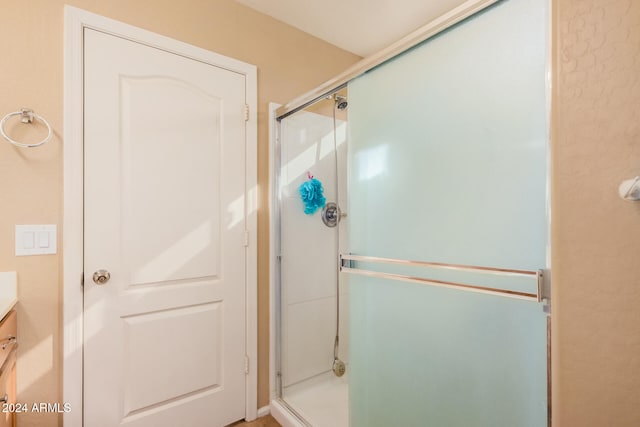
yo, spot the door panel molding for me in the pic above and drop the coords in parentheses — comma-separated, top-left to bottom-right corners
(63, 7, 257, 426)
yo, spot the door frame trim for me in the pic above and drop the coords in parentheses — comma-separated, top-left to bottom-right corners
(63, 7, 258, 426)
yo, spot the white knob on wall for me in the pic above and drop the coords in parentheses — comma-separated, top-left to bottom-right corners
(619, 176, 640, 201)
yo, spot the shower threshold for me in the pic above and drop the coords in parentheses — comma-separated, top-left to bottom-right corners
(273, 370, 349, 427)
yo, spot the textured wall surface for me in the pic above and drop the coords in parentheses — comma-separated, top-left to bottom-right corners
(3, 0, 638, 424)
(0, 1, 359, 425)
(553, 0, 640, 425)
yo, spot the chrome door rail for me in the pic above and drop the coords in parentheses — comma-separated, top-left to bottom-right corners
(340, 254, 544, 302)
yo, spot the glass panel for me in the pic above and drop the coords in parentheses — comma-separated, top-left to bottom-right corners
(348, 0, 549, 425)
(277, 91, 350, 427)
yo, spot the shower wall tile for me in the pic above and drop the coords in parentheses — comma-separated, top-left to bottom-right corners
(279, 107, 350, 388)
(280, 111, 347, 200)
(281, 197, 337, 304)
(283, 297, 337, 386)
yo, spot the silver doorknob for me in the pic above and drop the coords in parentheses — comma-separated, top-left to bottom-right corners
(93, 269, 111, 285)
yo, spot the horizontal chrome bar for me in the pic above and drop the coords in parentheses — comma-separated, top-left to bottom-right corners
(340, 254, 543, 302)
(341, 267, 539, 301)
(341, 254, 539, 277)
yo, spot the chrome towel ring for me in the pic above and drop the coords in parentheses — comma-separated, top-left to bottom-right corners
(0, 108, 52, 148)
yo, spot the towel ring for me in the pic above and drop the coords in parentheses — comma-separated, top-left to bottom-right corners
(0, 108, 52, 148)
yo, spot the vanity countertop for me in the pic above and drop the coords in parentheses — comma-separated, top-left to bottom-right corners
(0, 272, 17, 320)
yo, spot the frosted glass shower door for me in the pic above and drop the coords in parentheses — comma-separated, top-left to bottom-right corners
(347, 0, 549, 426)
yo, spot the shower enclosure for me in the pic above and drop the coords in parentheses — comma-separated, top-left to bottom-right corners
(272, 90, 350, 427)
(272, 0, 549, 426)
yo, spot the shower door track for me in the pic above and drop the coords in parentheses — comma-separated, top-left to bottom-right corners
(273, 398, 313, 427)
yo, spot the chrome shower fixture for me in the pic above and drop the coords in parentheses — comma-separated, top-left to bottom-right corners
(333, 357, 346, 377)
(322, 202, 343, 228)
(334, 95, 348, 110)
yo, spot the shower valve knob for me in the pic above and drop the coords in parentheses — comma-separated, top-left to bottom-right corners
(322, 202, 342, 228)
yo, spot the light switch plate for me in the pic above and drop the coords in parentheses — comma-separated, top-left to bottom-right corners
(15, 225, 57, 256)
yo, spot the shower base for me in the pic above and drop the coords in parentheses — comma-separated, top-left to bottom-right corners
(273, 370, 349, 427)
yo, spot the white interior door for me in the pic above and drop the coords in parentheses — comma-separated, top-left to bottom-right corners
(83, 28, 247, 427)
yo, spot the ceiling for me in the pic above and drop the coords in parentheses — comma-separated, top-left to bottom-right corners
(235, 0, 468, 57)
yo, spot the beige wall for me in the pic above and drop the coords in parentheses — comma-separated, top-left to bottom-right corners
(3, 0, 640, 425)
(0, 1, 359, 425)
(553, 0, 640, 425)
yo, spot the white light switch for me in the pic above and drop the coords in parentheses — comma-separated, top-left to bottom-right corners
(38, 231, 50, 248)
(16, 225, 57, 256)
(23, 232, 35, 249)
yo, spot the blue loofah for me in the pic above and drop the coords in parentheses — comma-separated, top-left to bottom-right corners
(298, 176, 326, 215)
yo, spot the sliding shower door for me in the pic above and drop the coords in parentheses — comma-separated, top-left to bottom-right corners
(347, 0, 549, 426)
